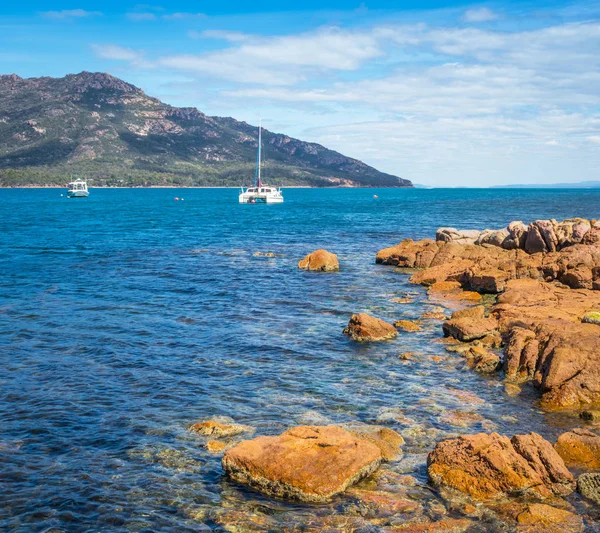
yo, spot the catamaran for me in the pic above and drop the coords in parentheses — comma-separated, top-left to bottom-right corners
(67, 179, 89, 198)
(239, 121, 283, 204)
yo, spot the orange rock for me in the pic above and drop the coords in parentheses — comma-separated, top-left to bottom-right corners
(438, 409, 484, 428)
(346, 488, 422, 516)
(516, 503, 583, 533)
(394, 319, 421, 332)
(188, 419, 253, 438)
(427, 432, 574, 501)
(442, 317, 498, 342)
(298, 249, 339, 271)
(391, 297, 414, 304)
(343, 313, 398, 342)
(554, 428, 600, 469)
(222, 426, 385, 502)
(386, 519, 474, 533)
(205, 440, 229, 453)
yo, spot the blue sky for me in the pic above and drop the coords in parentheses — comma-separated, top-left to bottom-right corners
(1, 1, 599, 186)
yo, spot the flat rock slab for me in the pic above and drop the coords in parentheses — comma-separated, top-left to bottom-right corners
(442, 317, 498, 342)
(222, 425, 383, 502)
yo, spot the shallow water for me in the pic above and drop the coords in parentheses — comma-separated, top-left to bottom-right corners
(1, 187, 600, 532)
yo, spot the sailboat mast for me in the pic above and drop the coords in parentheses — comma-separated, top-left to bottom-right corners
(257, 119, 262, 187)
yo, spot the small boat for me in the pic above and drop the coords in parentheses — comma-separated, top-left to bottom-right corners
(239, 121, 283, 204)
(67, 179, 89, 198)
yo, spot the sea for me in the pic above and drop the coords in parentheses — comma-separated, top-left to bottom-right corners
(2, 187, 600, 532)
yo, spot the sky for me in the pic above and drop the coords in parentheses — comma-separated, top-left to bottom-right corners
(1, 1, 599, 187)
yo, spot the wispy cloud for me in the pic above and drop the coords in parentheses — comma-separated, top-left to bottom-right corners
(91, 44, 154, 68)
(463, 7, 499, 22)
(41, 9, 102, 19)
(195, 30, 249, 42)
(126, 12, 157, 21)
(163, 12, 207, 20)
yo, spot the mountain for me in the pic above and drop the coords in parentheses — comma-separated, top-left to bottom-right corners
(0, 72, 411, 188)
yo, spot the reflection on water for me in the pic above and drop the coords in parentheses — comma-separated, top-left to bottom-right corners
(2, 188, 600, 531)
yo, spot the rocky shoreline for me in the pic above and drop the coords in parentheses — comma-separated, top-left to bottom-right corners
(192, 218, 600, 532)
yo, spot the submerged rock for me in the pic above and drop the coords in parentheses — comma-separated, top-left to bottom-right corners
(555, 428, 600, 469)
(394, 319, 421, 332)
(427, 432, 574, 501)
(343, 313, 398, 342)
(222, 425, 387, 502)
(188, 419, 254, 438)
(385, 518, 474, 532)
(578, 472, 600, 504)
(298, 249, 339, 271)
(515, 503, 583, 533)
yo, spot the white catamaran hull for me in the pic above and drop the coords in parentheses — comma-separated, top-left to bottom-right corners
(67, 190, 90, 198)
(239, 192, 283, 204)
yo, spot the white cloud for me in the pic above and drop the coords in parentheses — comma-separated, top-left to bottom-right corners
(163, 12, 207, 20)
(157, 27, 382, 85)
(90, 12, 600, 186)
(197, 30, 249, 42)
(463, 7, 499, 22)
(126, 13, 157, 21)
(41, 9, 102, 19)
(92, 44, 142, 61)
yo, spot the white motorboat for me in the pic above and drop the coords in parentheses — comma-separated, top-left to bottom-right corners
(239, 121, 283, 204)
(67, 179, 89, 198)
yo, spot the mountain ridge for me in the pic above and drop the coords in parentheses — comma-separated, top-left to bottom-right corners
(0, 72, 412, 188)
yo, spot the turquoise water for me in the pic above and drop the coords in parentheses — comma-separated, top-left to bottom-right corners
(2, 187, 600, 532)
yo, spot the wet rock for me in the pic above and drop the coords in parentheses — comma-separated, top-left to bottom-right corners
(421, 308, 447, 320)
(391, 297, 414, 304)
(206, 440, 230, 453)
(463, 345, 500, 373)
(399, 352, 416, 361)
(515, 503, 583, 533)
(577, 472, 600, 504)
(348, 426, 405, 461)
(188, 419, 254, 438)
(554, 428, 600, 469)
(385, 518, 474, 532)
(442, 317, 498, 342)
(582, 311, 600, 325)
(580, 410, 600, 421)
(438, 410, 484, 428)
(394, 320, 421, 332)
(427, 432, 575, 501)
(346, 488, 422, 516)
(298, 249, 339, 272)
(222, 426, 384, 502)
(344, 313, 398, 342)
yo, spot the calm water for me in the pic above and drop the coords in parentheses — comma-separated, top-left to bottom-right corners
(2, 187, 600, 532)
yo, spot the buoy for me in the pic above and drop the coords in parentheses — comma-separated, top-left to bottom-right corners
(174, 197, 179, 201)
(373, 195, 378, 199)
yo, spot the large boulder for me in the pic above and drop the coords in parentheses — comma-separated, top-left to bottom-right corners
(298, 249, 339, 271)
(343, 313, 398, 342)
(222, 425, 386, 502)
(555, 428, 600, 469)
(427, 432, 575, 501)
